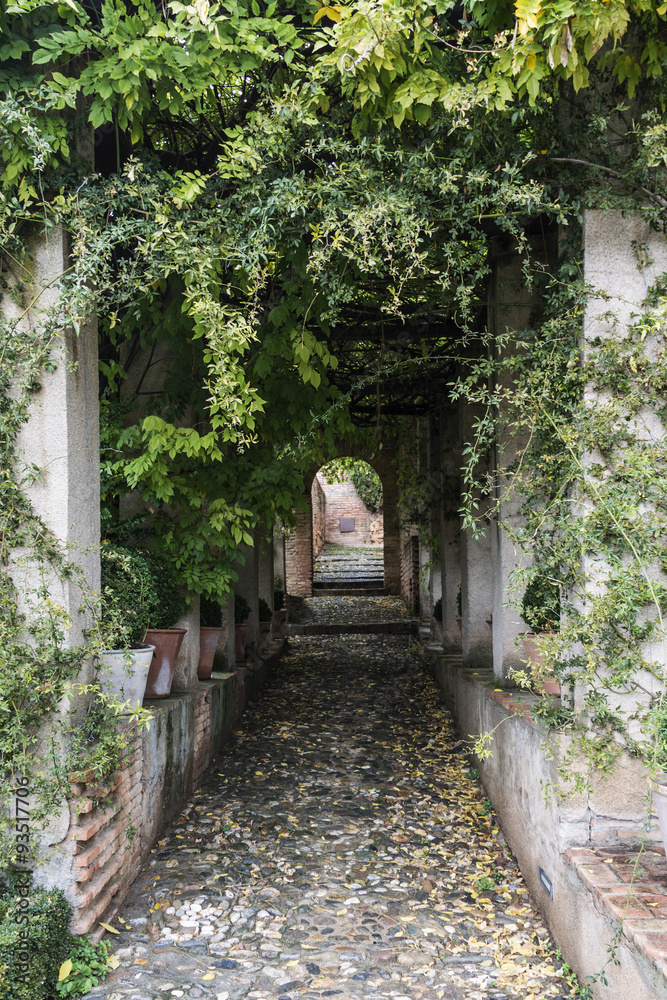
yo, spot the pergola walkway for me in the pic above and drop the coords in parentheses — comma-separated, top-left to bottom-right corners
(86, 600, 575, 1000)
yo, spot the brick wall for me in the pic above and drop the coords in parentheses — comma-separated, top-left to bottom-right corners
(317, 472, 384, 547)
(60, 671, 247, 936)
(312, 474, 326, 558)
(193, 689, 212, 786)
(68, 726, 144, 935)
(285, 496, 313, 595)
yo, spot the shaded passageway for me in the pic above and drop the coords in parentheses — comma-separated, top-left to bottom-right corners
(86, 604, 575, 1000)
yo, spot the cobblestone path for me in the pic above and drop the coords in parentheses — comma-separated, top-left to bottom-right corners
(87, 632, 575, 1000)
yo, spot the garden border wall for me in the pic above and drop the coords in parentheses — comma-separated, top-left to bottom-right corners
(425, 645, 667, 1000)
(45, 646, 281, 937)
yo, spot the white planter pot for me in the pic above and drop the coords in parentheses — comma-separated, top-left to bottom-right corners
(97, 644, 155, 710)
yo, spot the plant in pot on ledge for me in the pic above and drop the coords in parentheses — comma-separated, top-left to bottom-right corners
(258, 598, 273, 652)
(141, 549, 189, 699)
(518, 574, 561, 696)
(432, 597, 444, 645)
(235, 593, 251, 662)
(96, 544, 157, 709)
(199, 596, 223, 680)
(273, 583, 288, 638)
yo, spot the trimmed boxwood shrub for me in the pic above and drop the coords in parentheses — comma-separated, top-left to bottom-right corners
(99, 544, 157, 647)
(200, 596, 222, 627)
(258, 598, 272, 622)
(273, 587, 285, 611)
(234, 593, 250, 624)
(140, 549, 189, 630)
(432, 597, 442, 622)
(99, 544, 189, 647)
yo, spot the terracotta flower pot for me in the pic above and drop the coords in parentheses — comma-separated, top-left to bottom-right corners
(198, 626, 224, 680)
(143, 628, 187, 698)
(98, 643, 155, 710)
(272, 609, 288, 639)
(519, 631, 560, 696)
(432, 619, 444, 644)
(486, 619, 493, 632)
(456, 617, 462, 635)
(235, 622, 250, 662)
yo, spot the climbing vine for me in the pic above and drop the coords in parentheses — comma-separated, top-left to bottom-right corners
(3, 0, 667, 918)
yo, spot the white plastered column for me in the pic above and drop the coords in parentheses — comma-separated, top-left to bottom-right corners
(489, 240, 547, 680)
(235, 536, 260, 655)
(8, 226, 100, 894)
(459, 398, 493, 668)
(580, 210, 667, 713)
(439, 407, 462, 651)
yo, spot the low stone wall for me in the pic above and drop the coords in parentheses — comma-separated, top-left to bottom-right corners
(45, 646, 280, 937)
(426, 648, 666, 1000)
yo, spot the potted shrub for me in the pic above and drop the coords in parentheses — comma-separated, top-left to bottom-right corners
(234, 592, 251, 662)
(96, 544, 156, 710)
(432, 597, 444, 644)
(199, 596, 223, 680)
(519, 574, 561, 696)
(258, 597, 273, 652)
(141, 550, 189, 699)
(273, 585, 288, 638)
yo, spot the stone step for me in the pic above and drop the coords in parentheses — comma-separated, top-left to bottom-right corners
(287, 620, 417, 635)
(313, 585, 388, 597)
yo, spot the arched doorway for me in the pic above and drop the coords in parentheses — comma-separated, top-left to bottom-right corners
(312, 460, 384, 594)
(285, 443, 401, 597)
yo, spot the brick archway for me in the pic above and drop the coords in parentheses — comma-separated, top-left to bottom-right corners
(285, 443, 401, 596)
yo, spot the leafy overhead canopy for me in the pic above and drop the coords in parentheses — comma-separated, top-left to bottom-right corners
(2, 0, 667, 605)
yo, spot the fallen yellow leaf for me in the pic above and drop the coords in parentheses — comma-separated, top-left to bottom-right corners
(58, 959, 72, 982)
(99, 922, 120, 934)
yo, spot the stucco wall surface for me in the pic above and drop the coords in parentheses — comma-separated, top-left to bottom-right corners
(428, 650, 666, 1000)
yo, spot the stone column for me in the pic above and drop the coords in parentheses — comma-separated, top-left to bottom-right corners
(381, 466, 401, 596)
(235, 537, 260, 653)
(418, 415, 442, 622)
(219, 593, 236, 670)
(7, 226, 101, 894)
(12, 228, 100, 651)
(580, 210, 667, 714)
(459, 397, 494, 668)
(439, 407, 462, 651)
(259, 533, 274, 611)
(171, 595, 200, 694)
(489, 241, 544, 680)
(273, 526, 286, 588)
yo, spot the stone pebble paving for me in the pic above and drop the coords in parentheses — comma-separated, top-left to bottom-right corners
(287, 596, 410, 625)
(85, 626, 577, 1000)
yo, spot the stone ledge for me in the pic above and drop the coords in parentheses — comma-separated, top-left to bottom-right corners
(566, 846, 667, 979)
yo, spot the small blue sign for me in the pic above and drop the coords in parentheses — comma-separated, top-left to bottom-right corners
(539, 866, 553, 899)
